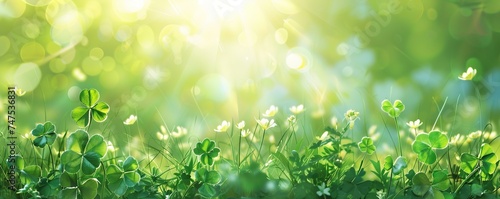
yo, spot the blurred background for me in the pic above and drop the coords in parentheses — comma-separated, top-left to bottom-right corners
(1, 0, 500, 153)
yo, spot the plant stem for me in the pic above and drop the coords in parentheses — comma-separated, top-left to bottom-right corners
(257, 129, 267, 162)
(238, 130, 242, 171)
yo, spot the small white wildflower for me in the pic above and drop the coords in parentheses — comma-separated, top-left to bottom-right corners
(287, 115, 296, 125)
(316, 182, 331, 196)
(241, 129, 252, 137)
(123, 115, 137, 125)
(458, 67, 477, 80)
(468, 130, 482, 139)
(236, 121, 245, 130)
(316, 131, 329, 141)
(256, 118, 277, 130)
(344, 109, 359, 121)
(289, 104, 305, 114)
(172, 126, 187, 137)
(214, 120, 231, 132)
(406, 119, 423, 129)
(263, 105, 279, 117)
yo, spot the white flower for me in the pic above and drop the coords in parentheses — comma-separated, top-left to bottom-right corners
(214, 120, 231, 132)
(123, 115, 137, 125)
(256, 118, 277, 130)
(172, 126, 187, 137)
(156, 132, 169, 140)
(287, 115, 296, 125)
(263, 105, 279, 117)
(107, 141, 117, 152)
(458, 67, 477, 80)
(344, 109, 359, 121)
(316, 131, 329, 141)
(241, 129, 252, 137)
(406, 119, 423, 129)
(289, 104, 305, 114)
(236, 121, 245, 130)
(468, 130, 482, 139)
(316, 182, 331, 196)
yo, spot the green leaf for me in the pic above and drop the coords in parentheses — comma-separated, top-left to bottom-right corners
(123, 156, 138, 172)
(61, 151, 83, 173)
(208, 147, 220, 158)
(460, 153, 478, 174)
(86, 135, 107, 158)
(198, 184, 218, 198)
(358, 136, 376, 155)
(66, 130, 88, 153)
(392, 156, 407, 175)
(428, 130, 448, 149)
(384, 155, 393, 170)
(91, 102, 110, 122)
(60, 172, 77, 187)
(412, 140, 436, 165)
(124, 172, 141, 187)
(412, 172, 431, 196)
(31, 122, 57, 148)
(19, 165, 41, 184)
(480, 143, 497, 175)
(80, 89, 99, 107)
(432, 170, 450, 191)
(81, 152, 102, 175)
(60, 187, 78, 199)
(201, 138, 215, 153)
(71, 107, 90, 127)
(381, 99, 405, 118)
(80, 179, 99, 199)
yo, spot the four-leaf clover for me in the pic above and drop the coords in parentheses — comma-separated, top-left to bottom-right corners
(193, 138, 220, 166)
(107, 156, 141, 196)
(61, 130, 107, 175)
(71, 89, 110, 127)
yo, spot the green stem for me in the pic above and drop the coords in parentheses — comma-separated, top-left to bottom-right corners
(238, 130, 242, 171)
(257, 129, 267, 162)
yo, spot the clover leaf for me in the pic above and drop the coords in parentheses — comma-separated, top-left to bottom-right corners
(412, 130, 448, 165)
(31, 121, 57, 148)
(460, 143, 498, 177)
(193, 138, 220, 166)
(358, 136, 376, 155)
(59, 171, 98, 199)
(61, 130, 107, 175)
(195, 168, 221, 185)
(7, 155, 41, 184)
(412, 170, 450, 197)
(107, 156, 141, 196)
(381, 99, 405, 118)
(71, 89, 110, 127)
(392, 156, 407, 175)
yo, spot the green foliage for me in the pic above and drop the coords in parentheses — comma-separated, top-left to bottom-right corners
(107, 156, 141, 196)
(71, 89, 110, 127)
(412, 130, 449, 164)
(5, 89, 500, 199)
(358, 136, 376, 155)
(31, 121, 57, 148)
(381, 99, 405, 118)
(59, 172, 99, 199)
(61, 129, 107, 175)
(193, 138, 220, 166)
(460, 143, 498, 177)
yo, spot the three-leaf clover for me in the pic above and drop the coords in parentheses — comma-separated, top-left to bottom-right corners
(61, 130, 107, 175)
(412, 130, 448, 165)
(107, 156, 141, 196)
(71, 89, 110, 127)
(381, 99, 405, 118)
(460, 143, 498, 177)
(358, 137, 376, 155)
(193, 138, 220, 166)
(412, 170, 451, 197)
(31, 121, 57, 148)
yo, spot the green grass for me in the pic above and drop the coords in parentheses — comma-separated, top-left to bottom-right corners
(1, 88, 500, 199)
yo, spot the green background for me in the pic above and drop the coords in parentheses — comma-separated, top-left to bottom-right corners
(1, 0, 499, 152)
